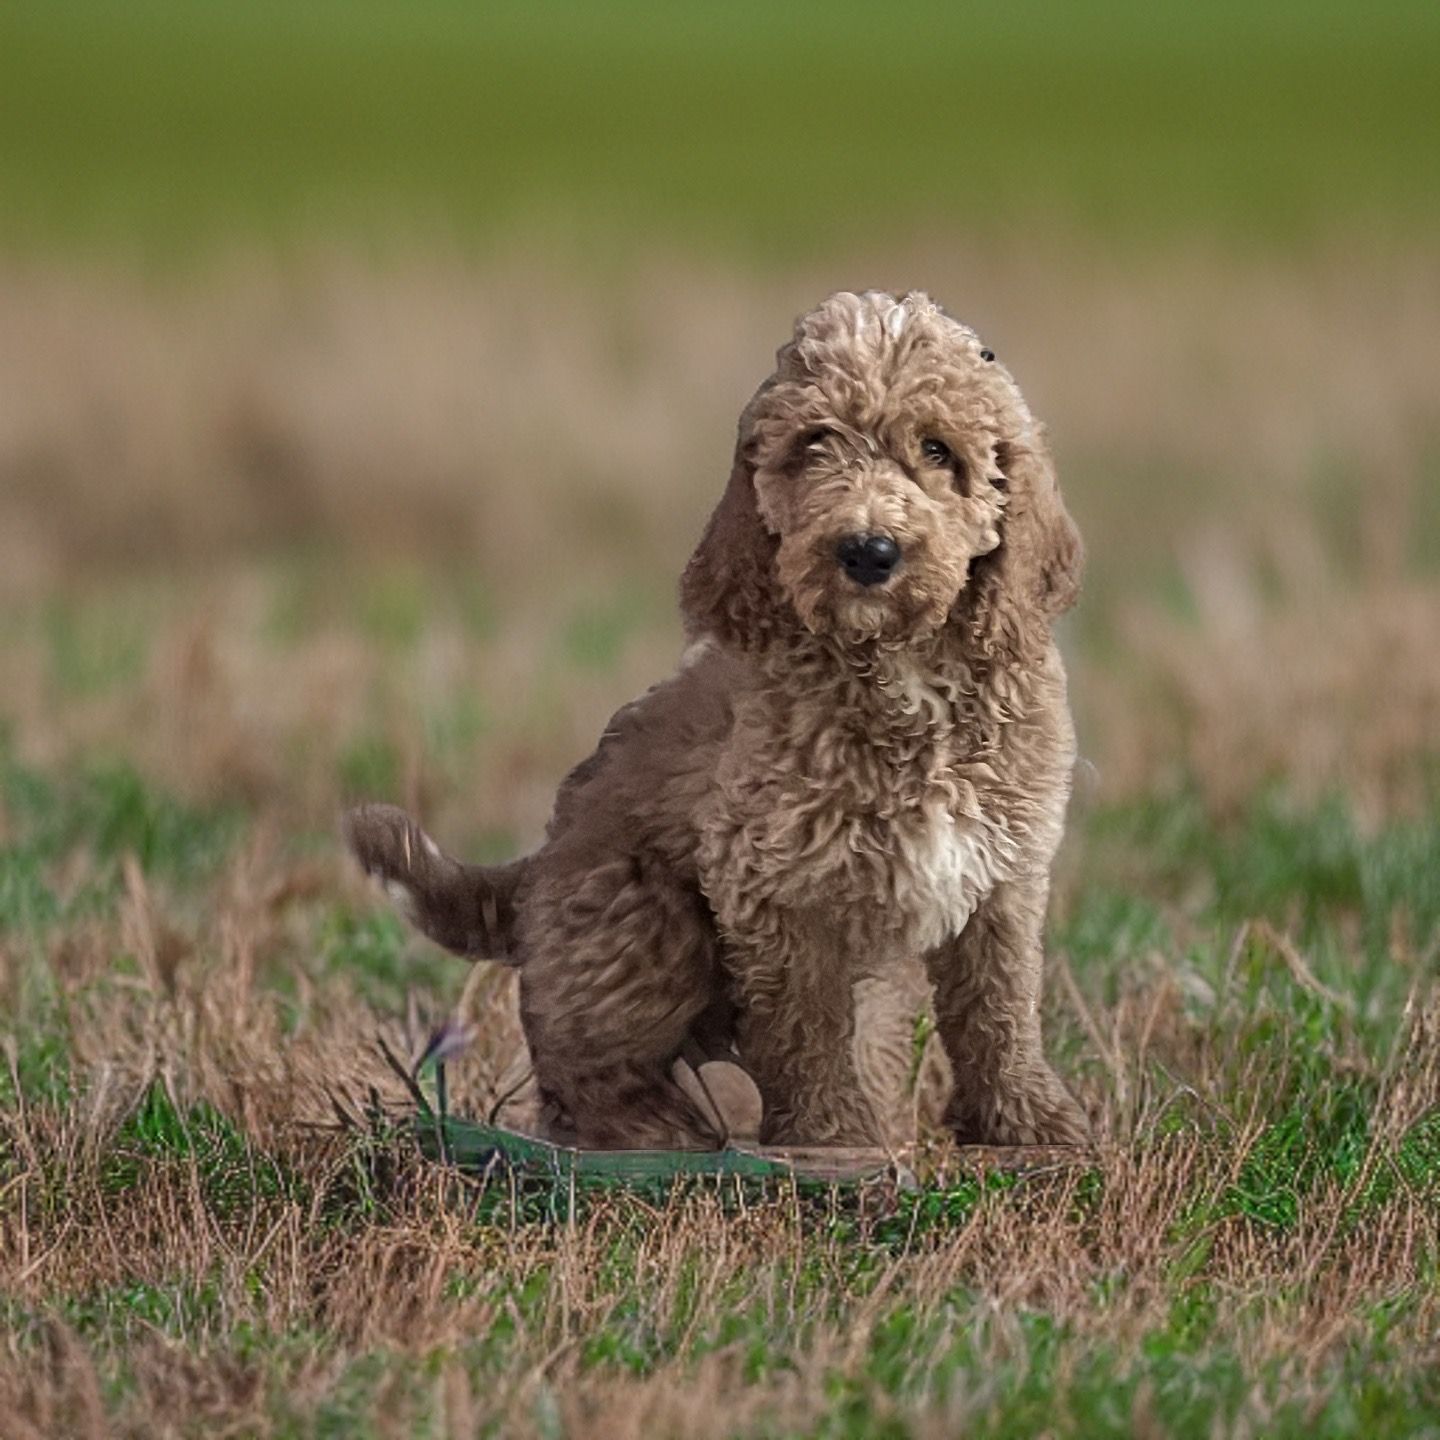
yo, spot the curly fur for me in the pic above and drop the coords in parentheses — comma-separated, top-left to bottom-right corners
(347, 290, 1089, 1150)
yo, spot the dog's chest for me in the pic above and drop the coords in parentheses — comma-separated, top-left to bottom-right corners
(881, 801, 1008, 951)
(708, 780, 1011, 956)
(706, 657, 1022, 953)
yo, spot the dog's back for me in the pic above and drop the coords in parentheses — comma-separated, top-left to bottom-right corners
(344, 639, 747, 965)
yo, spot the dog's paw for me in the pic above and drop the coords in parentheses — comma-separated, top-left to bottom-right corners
(1008, 1092, 1090, 1148)
(947, 1067, 1090, 1149)
(673, 1057, 764, 1144)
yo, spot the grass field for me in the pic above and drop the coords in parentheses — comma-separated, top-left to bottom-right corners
(3, 579, 1440, 1436)
(3, 0, 1439, 259)
(3, 2, 1440, 1435)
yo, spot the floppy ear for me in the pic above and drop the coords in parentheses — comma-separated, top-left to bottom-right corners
(679, 440, 787, 651)
(962, 430, 1083, 658)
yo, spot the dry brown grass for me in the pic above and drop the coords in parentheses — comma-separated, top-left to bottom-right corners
(2, 241, 1436, 588)
(4, 910, 1439, 1438)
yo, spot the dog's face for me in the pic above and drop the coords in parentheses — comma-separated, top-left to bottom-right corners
(682, 290, 1081, 657)
(747, 292, 1014, 644)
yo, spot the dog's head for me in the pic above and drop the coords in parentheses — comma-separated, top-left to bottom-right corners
(681, 290, 1081, 658)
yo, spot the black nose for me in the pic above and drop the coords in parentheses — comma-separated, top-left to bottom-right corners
(835, 533, 901, 587)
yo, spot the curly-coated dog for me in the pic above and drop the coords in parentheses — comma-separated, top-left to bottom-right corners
(347, 290, 1089, 1152)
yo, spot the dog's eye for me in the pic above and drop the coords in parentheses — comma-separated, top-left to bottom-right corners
(920, 437, 953, 467)
(795, 428, 836, 465)
(921, 437, 968, 493)
(786, 427, 835, 473)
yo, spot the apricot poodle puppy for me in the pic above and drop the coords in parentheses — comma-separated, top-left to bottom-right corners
(347, 289, 1089, 1152)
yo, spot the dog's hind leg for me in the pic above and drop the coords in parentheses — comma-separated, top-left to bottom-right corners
(725, 914, 887, 1148)
(343, 802, 523, 963)
(518, 852, 726, 1150)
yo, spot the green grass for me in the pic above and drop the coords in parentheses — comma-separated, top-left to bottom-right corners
(2, 0, 1437, 261)
(4, 1189, 1440, 1438)
(0, 739, 239, 939)
(0, 742, 239, 914)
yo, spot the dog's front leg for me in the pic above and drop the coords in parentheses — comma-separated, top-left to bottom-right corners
(729, 923, 884, 1148)
(925, 876, 1089, 1148)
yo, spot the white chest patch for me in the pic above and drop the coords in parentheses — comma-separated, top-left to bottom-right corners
(891, 804, 1011, 952)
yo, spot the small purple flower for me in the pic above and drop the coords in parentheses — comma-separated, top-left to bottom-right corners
(416, 1017, 473, 1071)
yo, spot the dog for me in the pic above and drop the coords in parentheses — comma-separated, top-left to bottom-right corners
(347, 290, 1088, 1151)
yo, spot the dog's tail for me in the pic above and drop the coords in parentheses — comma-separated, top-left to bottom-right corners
(343, 802, 525, 964)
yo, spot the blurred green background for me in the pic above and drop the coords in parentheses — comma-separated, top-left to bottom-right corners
(4, 0, 1438, 259)
(2, 0, 1438, 825)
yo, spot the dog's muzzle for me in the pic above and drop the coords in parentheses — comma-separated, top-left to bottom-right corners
(835, 532, 901, 588)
